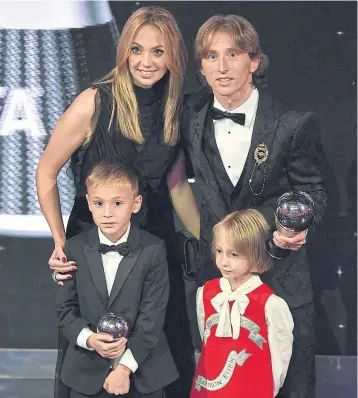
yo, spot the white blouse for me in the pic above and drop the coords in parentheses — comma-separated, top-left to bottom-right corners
(196, 275, 294, 397)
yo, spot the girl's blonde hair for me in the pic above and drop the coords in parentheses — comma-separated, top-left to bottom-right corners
(212, 209, 272, 273)
(96, 6, 187, 146)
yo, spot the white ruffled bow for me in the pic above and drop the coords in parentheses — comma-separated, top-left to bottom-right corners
(210, 278, 251, 340)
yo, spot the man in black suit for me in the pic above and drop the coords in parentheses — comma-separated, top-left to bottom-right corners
(56, 158, 178, 398)
(181, 15, 327, 398)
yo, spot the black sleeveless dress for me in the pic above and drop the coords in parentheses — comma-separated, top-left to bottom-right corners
(55, 78, 194, 398)
(66, 77, 178, 241)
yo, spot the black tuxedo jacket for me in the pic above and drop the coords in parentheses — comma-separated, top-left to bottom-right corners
(56, 225, 178, 395)
(181, 87, 327, 309)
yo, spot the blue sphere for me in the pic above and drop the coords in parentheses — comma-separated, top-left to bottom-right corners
(97, 313, 128, 339)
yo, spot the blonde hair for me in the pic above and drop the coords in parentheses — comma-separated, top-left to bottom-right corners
(212, 209, 272, 273)
(96, 6, 187, 145)
(194, 14, 268, 86)
(86, 158, 139, 195)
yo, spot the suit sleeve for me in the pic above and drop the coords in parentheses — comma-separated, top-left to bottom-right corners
(127, 241, 169, 367)
(257, 112, 327, 229)
(56, 241, 91, 347)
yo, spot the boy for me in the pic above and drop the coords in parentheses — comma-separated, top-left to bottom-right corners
(56, 158, 178, 398)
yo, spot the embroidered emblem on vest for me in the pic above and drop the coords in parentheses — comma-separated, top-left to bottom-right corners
(195, 349, 252, 391)
(204, 313, 267, 349)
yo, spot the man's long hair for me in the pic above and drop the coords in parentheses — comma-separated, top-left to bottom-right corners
(194, 14, 268, 87)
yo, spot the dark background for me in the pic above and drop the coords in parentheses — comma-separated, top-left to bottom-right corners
(0, 1, 356, 356)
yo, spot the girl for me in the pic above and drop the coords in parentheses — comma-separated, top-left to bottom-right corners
(191, 209, 294, 398)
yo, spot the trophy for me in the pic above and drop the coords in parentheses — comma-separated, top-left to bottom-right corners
(266, 191, 315, 259)
(97, 313, 129, 369)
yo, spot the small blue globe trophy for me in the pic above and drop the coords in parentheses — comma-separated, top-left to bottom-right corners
(97, 313, 129, 369)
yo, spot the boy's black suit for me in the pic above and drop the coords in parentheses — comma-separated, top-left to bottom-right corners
(56, 225, 178, 396)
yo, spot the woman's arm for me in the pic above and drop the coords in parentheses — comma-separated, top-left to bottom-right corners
(36, 88, 97, 279)
(167, 150, 200, 239)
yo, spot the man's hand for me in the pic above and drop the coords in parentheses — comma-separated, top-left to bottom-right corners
(87, 334, 127, 359)
(103, 364, 131, 395)
(273, 230, 307, 251)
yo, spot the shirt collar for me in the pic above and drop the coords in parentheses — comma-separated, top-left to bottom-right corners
(219, 274, 262, 294)
(213, 87, 259, 129)
(98, 223, 131, 246)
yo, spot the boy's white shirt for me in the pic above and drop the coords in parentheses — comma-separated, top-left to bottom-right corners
(76, 223, 138, 373)
(196, 274, 294, 397)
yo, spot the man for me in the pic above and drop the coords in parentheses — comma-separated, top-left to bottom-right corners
(181, 15, 327, 398)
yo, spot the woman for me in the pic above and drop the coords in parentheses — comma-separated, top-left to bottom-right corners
(36, 6, 199, 398)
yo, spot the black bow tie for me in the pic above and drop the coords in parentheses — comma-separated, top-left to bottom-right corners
(210, 107, 246, 126)
(98, 242, 131, 257)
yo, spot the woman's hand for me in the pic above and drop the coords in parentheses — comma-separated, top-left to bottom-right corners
(49, 242, 77, 286)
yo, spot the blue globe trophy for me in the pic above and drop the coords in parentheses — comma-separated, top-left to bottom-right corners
(266, 191, 315, 259)
(97, 313, 129, 369)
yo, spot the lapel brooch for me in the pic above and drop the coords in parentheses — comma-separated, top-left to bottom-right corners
(253, 143, 269, 164)
(249, 143, 269, 196)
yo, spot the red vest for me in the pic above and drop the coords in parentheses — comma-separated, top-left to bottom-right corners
(190, 278, 274, 398)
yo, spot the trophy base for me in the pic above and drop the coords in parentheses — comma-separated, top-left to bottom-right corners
(266, 239, 291, 260)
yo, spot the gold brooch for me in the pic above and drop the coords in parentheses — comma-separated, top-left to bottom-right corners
(254, 143, 269, 164)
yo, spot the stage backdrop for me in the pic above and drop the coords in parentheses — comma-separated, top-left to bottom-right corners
(0, 1, 356, 356)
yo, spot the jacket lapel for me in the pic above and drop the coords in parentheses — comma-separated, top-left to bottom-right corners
(190, 93, 228, 221)
(107, 225, 142, 309)
(83, 228, 108, 307)
(236, 90, 278, 206)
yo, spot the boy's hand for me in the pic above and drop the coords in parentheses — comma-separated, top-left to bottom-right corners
(87, 334, 127, 359)
(103, 365, 131, 395)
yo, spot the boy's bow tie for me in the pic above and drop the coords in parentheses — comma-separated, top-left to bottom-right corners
(210, 107, 246, 126)
(98, 242, 131, 256)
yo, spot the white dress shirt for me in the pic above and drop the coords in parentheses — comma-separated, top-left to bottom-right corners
(196, 275, 294, 397)
(212, 87, 259, 186)
(76, 223, 138, 373)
